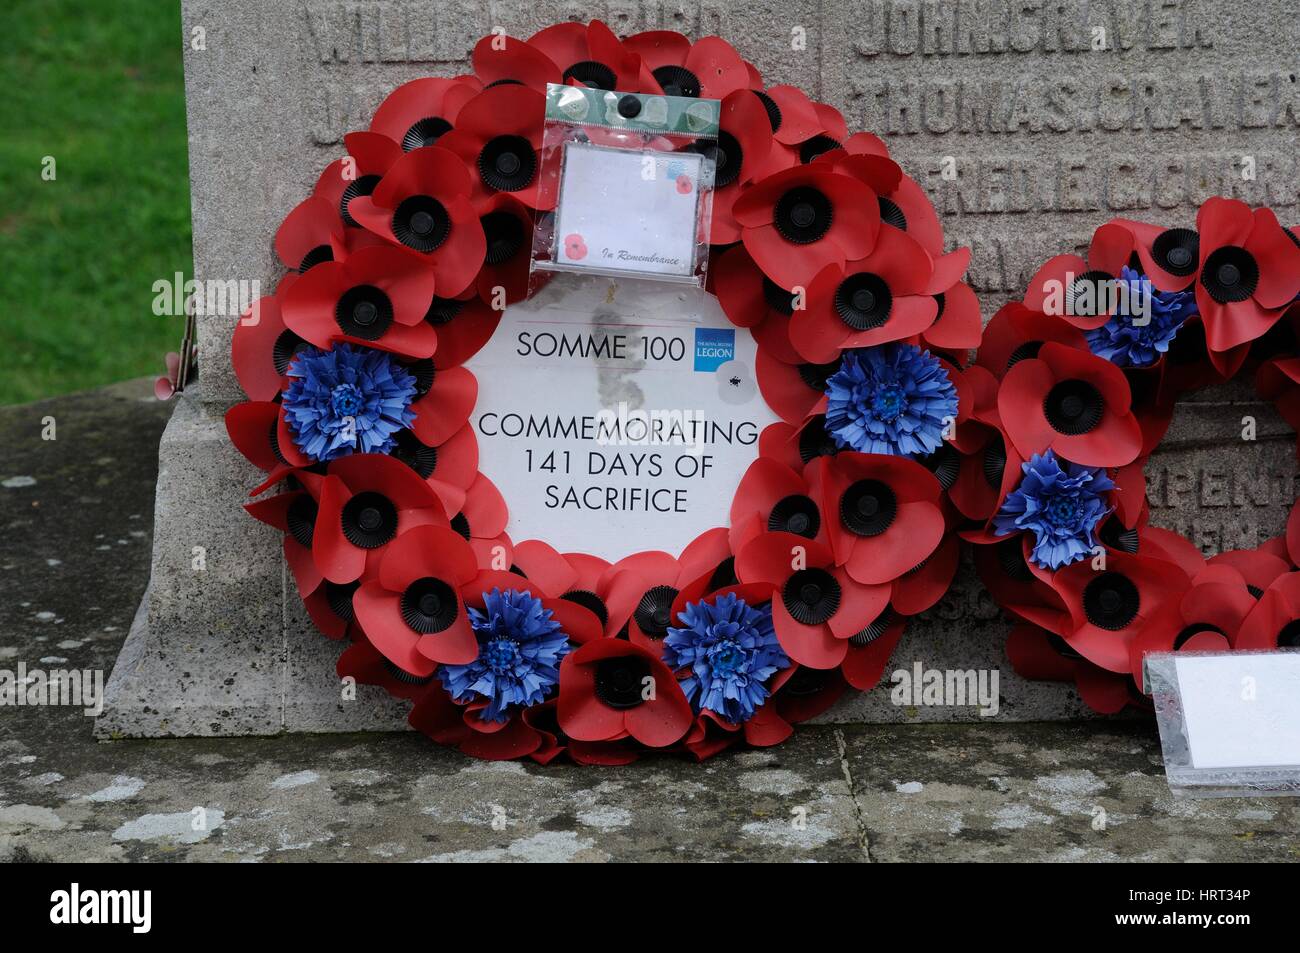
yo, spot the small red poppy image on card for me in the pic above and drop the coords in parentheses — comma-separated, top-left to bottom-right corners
(563, 233, 587, 260)
(676, 174, 693, 195)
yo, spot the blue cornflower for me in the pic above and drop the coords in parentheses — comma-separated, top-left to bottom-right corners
(662, 593, 790, 724)
(282, 343, 417, 462)
(437, 588, 570, 723)
(1083, 266, 1197, 368)
(824, 344, 959, 457)
(993, 450, 1116, 570)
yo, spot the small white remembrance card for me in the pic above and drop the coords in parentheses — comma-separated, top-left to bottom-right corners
(553, 142, 703, 279)
(1174, 653, 1300, 769)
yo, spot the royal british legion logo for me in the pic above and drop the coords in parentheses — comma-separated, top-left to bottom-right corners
(693, 327, 734, 372)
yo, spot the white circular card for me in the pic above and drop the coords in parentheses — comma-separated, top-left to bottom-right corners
(466, 274, 777, 560)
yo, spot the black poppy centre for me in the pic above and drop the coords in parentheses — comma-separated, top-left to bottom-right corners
(782, 568, 842, 624)
(774, 186, 832, 244)
(840, 479, 897, 536)
(834, 272, 892, 331)
(1082, 572, 1140, 631)
(1201, 245, 1259, 304)
(392, 195, 451, 253)
(768, 493, 821, 538)
(1044, 379, 1104, 435)
(478, 135, 536, 192)
(400, 576, 459, 633)
(341, 491, 398, 548)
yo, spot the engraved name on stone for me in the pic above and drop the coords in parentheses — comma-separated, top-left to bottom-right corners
(300, 0, 741, 145)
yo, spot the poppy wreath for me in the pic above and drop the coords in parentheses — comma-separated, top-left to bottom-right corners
(226, 20, 979, 763)
(959, 197, 1300, 713)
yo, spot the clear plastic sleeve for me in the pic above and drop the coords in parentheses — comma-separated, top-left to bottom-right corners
(530, 83, 718, 287)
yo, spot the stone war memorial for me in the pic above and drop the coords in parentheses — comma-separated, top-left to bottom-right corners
(96, 0, 1300, 741)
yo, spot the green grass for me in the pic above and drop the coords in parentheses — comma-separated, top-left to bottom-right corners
(0, 0, 192, 405)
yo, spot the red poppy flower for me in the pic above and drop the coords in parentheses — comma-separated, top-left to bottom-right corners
(274, 195, 347, 276)
(225, 400, 314, 495)
(731, 165, 880, 291)
(839, 605, 906, 691)
(449, 472, 510, 566)
(337, 631, 436, 701)
(764, 100, 850, 168)
(998, 341, 1143, 468)
(975, 303, 1087, 379)
(347, 147, 485, 296)
(812, 452, 945, 585)
(624, 31, 750, 100)
(707, 91, 776, 244)
(729, 456, 830, 553)
(281, 243, 439, 359)
(949, 377, 1018, 523)
(830, 153, 946, 259)
(712, 244, 805, 364)
(1110, 218, 1200, 292)
(608, 528, 734, 652)
(383, 419, 475, 528)
(1258, 359, 1300, 456)
(232, 292, 297, 402)
(755, 345, 839, 425)
(1195, 198, 1300, 354)
(1136, 525, 1207, 581)
(435, 85, 555, 213)
(471, 32, 562, 91)
(528, 20, 658, 93)
(409, 682, 555, 762)
(413, 289, 498, 370)
(892, 534, 961, 616)
(1208, 547, 1290, 595)
(313, 132, 404, 233)
(312, 453, 448, 585)
(922, 277, 981, 361)
(368, 77, 480, 153)
(1235, 571, 1300, 650)
(771, 665, 849, 722)
(753, 84, 823, 147)
(735, 531, 890, 669)
(1258, 532, 1295, 568)
(557, 638, 693, 748)
(475, 192, 535, 307)
(507, 541, 626, 642)
(1021, 221, 1139, 330)
(1043, 549, 1192, 672)
(756, 420, 810, 473)
(676, 664, 805, 761)
(788, 231, 936, 362)
(971, 534, 1071, 636)
(1005, 623, 1142, 715)
(1128, 563, 1251, 689)
(245, 486, 352, 640)
(352, 523, 480, 677)
(1149, 312, 1242, 401)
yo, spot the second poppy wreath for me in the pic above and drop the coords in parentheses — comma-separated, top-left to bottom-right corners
(224, 19, 983, 764)
(958, 199, 1300, 713)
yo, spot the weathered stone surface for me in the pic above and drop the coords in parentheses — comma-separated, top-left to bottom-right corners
(102, 0, 1300, 736)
